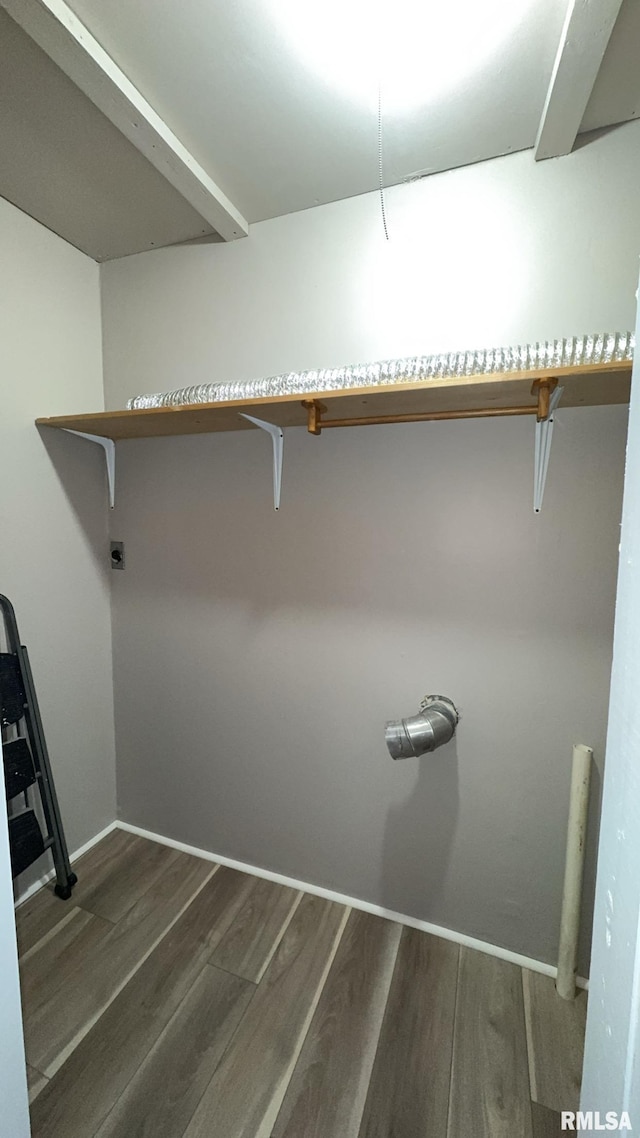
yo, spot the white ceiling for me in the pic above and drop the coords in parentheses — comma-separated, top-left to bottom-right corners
(63, 0, 571, 222)
(1, 0, 639, 259)
(0, 9, 219, 261)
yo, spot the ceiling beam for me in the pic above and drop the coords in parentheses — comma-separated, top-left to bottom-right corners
(0, 0, 249, 240)
(535, 0, 624, 161)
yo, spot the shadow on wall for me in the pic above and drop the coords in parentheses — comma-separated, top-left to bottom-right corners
(36, 427, 110, 584)
(380, 736, 459, 919)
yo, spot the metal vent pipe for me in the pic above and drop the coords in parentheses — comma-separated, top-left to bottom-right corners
(385, 695, 458, 760)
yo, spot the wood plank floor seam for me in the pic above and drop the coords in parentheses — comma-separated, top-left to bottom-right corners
(44, 864, 219, 1078)
(16, 829, 144, 960)
(273, 910, 402, 1138)
(92, 963, 258, 1138)
(63, 831, 176, 926)
(440, 944, 460, 1136)
(157, 969, 264, 1138)
(445, 934, 464, 1138)
(209, 878, 303, 985)
(358, 928, 458, 1138)
(27, 1063, 48, 1082)
(181, 899, 351, 1138)
(523, 968, 539, 1102)
(254, 904, 352, 1138)
(19, 906, 85, 965)
(522, 969, 586, 1113)
(86, 960, 214, 1136)
(28, 866, 255, 1138)
(26, 1065, 49, 1105)
(21, 908, 114, 1075)
(447, 949, 533, 1138)
(252, 889, 304, 984)
(75, 842, 183, 928)
(531, 1102, 565, 1136)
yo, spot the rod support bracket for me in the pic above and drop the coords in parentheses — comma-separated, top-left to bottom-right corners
(533, 384, 564, 513)
(531, 377, 559, 422)
(61, 430, 116, 508)
(239, 414, 284, 511)
(302, 400, 326, 435)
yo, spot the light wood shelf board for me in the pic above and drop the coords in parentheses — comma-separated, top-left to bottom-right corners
(35, 362, 631, 441)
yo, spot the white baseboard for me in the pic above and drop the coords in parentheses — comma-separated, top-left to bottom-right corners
(116, 820, 588, 990)
(14, 820, 118, 908)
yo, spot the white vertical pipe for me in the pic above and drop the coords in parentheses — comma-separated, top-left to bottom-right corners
(557, 743, 593, 1000)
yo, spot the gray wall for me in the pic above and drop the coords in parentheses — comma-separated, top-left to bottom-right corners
(0, 196, 117, 894)
(101, 128, 640, 967)
(109, 410, 625, 968)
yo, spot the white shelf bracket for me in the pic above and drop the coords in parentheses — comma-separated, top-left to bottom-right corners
(62, 430, 116, 508)
(533, 385, 563, 514)
(240, 414, 284, 511)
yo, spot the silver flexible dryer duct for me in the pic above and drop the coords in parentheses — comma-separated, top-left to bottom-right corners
(385, 695, 459, 760)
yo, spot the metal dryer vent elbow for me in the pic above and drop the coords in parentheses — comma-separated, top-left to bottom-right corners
(385, 695, 459, 760)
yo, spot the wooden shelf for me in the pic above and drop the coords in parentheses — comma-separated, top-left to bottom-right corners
(36, 361, 632, 440)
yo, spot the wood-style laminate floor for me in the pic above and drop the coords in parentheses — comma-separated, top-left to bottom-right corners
(16, 829, 587, 1138)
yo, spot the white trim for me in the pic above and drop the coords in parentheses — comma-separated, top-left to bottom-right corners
(0, 0, 248, 241)
(116, 821, 588, 990)
(534, 0, 624, 161)
(13, 820, 118, 908)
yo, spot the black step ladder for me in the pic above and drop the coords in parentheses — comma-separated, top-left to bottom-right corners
(0, 594, 77, 899)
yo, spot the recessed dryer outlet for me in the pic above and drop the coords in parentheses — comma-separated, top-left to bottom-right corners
(110, 541, 125, 570)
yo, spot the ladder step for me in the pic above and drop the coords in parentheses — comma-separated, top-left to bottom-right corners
(3, 737, 37, 801)
(0, 653, 26, 727)
(1, 593, 75, 897)
(8, 810, 46, 878)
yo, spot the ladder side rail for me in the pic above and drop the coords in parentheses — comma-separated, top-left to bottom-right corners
(0, 594, 22, 655)
(16, 645, 73, 885)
